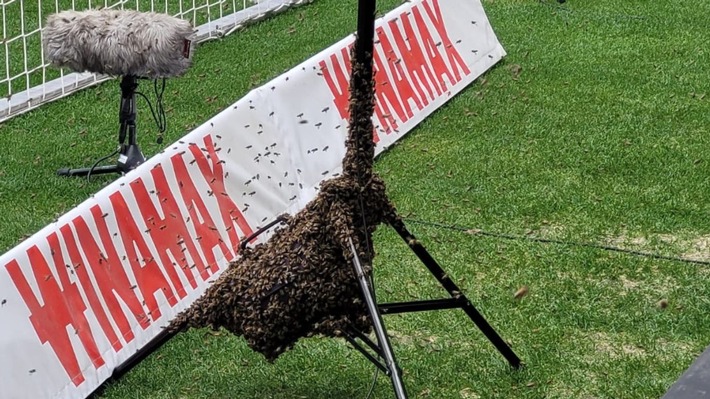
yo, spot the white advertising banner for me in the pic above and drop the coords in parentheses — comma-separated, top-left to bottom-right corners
(0, 1, 505, 398)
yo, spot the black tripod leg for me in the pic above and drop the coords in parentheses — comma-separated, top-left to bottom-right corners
(347, 237, 409, 399)
(57, 165, 120, 177)
(388, 216, 522, 369)
(341, 331, 389, 374)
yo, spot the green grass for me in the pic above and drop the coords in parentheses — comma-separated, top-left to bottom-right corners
(2, 0, 710, 398)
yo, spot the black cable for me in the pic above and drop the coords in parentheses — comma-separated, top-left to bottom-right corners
(354, 192, 382, 399)
(135, 78, 167, 144)
(154, 78, 167, 142)
(356, 193, 377, 297)
(86, 148, 120, 182)
(364, 367, 379, 399)
(402, 218, 710, 267)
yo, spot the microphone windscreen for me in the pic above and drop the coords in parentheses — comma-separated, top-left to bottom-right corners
(43, 10, 195, 78)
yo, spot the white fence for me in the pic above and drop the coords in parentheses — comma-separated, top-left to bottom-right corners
(0, 0, 312, 122)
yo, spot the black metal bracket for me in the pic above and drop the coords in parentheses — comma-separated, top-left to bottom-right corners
(239, 215, 289, 251)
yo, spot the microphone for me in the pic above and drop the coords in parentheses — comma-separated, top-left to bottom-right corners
(42, 9, 195, 78)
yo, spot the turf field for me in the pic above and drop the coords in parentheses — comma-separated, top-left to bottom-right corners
(1, 0, 709, 398)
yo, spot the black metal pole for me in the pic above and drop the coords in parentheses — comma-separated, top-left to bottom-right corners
(355, 0, 376, 82)
(343, 0, 377, 183)
(118, 75, 138, 144)
(116, 75, 145, 173)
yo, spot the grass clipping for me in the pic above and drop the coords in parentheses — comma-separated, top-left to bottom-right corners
(169, 47, 397, 361)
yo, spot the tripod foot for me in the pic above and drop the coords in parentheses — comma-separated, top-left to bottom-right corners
(56, 167, 72, 177)
(57, 144, 145, 179)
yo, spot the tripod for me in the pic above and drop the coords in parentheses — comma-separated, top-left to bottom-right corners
(57, 75, 146, 178)
(343, 216, 521, 399)
(335, 1, 520, 396)
(239, 213, 522, 399)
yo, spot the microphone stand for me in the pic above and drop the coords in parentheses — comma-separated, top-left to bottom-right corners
(57, 75, 147, 178)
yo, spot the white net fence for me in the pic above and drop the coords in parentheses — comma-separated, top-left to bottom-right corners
(0, 0, 312, 121)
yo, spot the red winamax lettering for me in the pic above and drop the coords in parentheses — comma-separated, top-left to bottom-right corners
(320, 0, 471, 136)
(5, 241, 104, 386)
(130, 166, 207, 294)
(5, 134, 252, 385)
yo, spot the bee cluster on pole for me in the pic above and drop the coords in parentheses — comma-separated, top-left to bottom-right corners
(169, 34, 399, 361)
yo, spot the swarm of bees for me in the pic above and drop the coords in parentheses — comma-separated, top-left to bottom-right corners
(169, 46, 398, 361)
